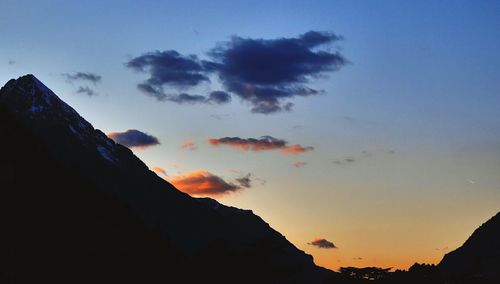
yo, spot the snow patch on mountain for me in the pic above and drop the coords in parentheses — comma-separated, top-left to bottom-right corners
(97, 145, 116, 163)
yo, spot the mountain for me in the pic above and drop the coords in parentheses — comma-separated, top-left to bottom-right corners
(0, 75, 336, 284)
(439, 212, 500, 283)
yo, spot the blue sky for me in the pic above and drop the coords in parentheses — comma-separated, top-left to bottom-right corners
(1, 0, 500, 270)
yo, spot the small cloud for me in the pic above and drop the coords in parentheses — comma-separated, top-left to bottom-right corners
(235, 173, 252, 188)
(62, 72, 101, 97)
(342, 116, 357, 122)
(107, 129, 160, 149)
(209, 114, 230, 120)
(308, 238, 337, 249)
(169, 170, 244, 197)
(280, 144, 314, 154)
(293, 161, 307, 168)
(466, 178, 476, 185)
(76, 86, 97, 96)
(333, 157, 356, 165)
(62, 72, 102, 84)
(208, 136, 313, 155)
(333, 149, 396, 166)
(151, 166, 168, 178)
(435, 246, 449, 251)
(7, 59, 15, 65)
(361, 151, 373, 158)
(181, 140, 197, 150)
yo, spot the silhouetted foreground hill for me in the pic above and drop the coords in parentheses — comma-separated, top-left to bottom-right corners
(0, 75, 336, 283)
(331, 210, 500, 284)
(439, 212, 500, 283)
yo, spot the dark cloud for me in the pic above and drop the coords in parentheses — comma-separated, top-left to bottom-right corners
(208, 91, 231, 104)
(62, 72, 102, 84)
(76, 86, 97, 96)
(137, 82, 230, 105)
(207, 31, 347, 113)
(170, 93, 207, 104)
(208, 136, 313, 154)
(126, 31, 346, 113)
(107, 129, 160, 149)
(126, 50, 228, 105)
(308, 238, 337, 249)
(126, 50, 211, 88)
(170, 170, 243, 197)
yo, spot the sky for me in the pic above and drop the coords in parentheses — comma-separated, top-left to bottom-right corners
(1, 0, 500, 271)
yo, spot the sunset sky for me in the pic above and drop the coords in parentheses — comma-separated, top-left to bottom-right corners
(1, 0, 500, 270)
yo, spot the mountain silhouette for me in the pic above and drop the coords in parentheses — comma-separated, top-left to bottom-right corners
(439, 212, 500, 282)
(0, 75, 336, 284)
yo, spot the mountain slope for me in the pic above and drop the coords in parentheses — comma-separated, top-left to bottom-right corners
(439, 212, 500, 282)
(0, 75, 336, 283)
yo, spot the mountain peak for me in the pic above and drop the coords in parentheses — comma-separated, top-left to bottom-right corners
(0, 74, 117, 164)
(1, 74, 77, 116)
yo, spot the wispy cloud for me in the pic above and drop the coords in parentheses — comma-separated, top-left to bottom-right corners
(235, 173, 253, 188)
(466, 178, 476, 185)
(293, 161, 307, 168)
(62, 72, 102, 96)
(333, 157, 356, 165)
(209, 114, 230, 120)
(62, 72, 102, 84)
(333, 150, 395, 165)
(107, 129, 160, 149)
(208, 136, 313, 154)
(76, 86, 97, 96)
(180, 140, 197, 150)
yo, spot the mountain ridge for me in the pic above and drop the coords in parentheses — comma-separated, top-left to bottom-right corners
(0, 74, 336, 283)
(439, 211, 500, 282)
